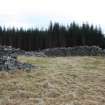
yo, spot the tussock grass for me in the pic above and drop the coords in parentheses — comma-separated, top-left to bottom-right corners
(0, 56, 105, 105)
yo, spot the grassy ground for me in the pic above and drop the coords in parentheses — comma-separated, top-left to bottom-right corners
(0, 56, 105, 105)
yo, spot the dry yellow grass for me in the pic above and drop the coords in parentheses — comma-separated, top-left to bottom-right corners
(0, 56, 105, 105)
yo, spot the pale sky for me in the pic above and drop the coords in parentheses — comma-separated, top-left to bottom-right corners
(0, 0, 105, 33)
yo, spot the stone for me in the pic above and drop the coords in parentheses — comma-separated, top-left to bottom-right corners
(0, 46, 34, 71)
(43, 46, 105, 56)
(24, 51, 46, 57)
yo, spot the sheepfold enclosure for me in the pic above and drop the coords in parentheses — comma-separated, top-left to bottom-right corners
(0, 45, 105, 71)
(0, 56, 105, 105)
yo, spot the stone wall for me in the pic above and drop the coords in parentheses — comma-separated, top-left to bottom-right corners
(43, 46, 105, 56)
(0, 46, 34, 71)
(0, 45, 105, 70)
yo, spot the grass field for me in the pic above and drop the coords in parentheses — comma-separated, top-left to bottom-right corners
(0, 56, 105, 105)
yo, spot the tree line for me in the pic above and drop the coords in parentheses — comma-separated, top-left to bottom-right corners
(0, 22, 105, 51)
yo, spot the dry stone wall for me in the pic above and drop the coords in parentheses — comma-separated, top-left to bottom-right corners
(0, 46, 34, 71)
(0, 45, 105, 70)
(43, 46, 105, 56)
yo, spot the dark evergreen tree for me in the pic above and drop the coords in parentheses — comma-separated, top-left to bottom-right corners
(0, 22, 104, 50)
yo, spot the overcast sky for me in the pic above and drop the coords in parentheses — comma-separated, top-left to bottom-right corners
(0, 0, 105, 33)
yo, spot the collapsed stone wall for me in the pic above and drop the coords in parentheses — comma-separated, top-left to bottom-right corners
(43, 46, 105, 56)
(0, 45, 105, 70)
(0, 46, 34, 71)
